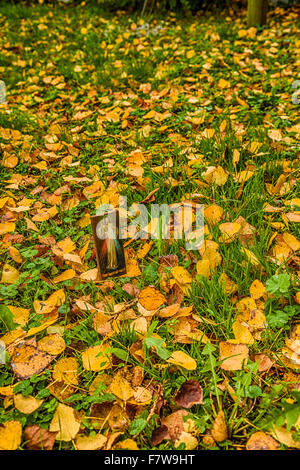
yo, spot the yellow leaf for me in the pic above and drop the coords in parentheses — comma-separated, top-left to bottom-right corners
(271, 426, 300, 450)
(268, 129, 282, 141)
(167, 350, 197, 370)
(0, 222, 15, 236)
(196, 259, 210, 277)
(1, 264, 20, 284)
(202, 246, 222, 272)
(233, 170, 254, 184)
(186, 50, 195, 59)
(202, 128, 215, 139)
(138, 286, 166, 310)
(204, 204, 224, 225)
(250, 280, 266, 300)
(218, 78, 229, 89)
(232, 321, 254, 345)
(143, 109, 155, 119)
(109, 370, 135, 401)
(34, 289, 65, 315)
(241, 247, 260, 266)
(219, 341, 249, 370)
(75, 433, 107, 450)
(114, 438, 139, 450)
(38, 333, 66, 355)
(57, 237, 76, 253)
(53, 269, 76, 284)
(7, 306, 30, 326)
(219, 222, 241, 244)
(8, 246, 23, 264)
(211, 410, 228, 443)
(248, 141, 261, 153)
(0, 386, 14, 397)
(25, 217, 39, 232)
(53, 357, 78, 385)
(175, 432, 198, 450)
(26, 318, 58, 337)
(171, 266, 192, 285)
(49, 403, 80, 441)
(136, 241, 153, 259)
(82, 344, 111, 371)
(14, 394, 43, 414)
(159, 303, 181, 318)
(77, 212, 91, 228)
(0, 421, 22, 450)
(80, 268, 98, 281)
(2, 155, 18, 168)
(233, 149, 240, 165)
(282, 232, 300, 252)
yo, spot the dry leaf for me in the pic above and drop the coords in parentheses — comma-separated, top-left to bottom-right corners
(175, 380, 203, 408)
(11, 341, 54, 379)
(246, 431, 280, 450)
(211, 410, 228, 443)
(14, 394, 43, 414)
(49, 403, 80, 441)
(82, 344, 111, 371)
(24, 425, 57, 450)
(38, 333, 66, 355)
(75, 433, 107, 450)
(219, 342, 249, 370)
(167, 350, 197, 370)
(138, 286, 166, 310)
(0, 421, 22, 450)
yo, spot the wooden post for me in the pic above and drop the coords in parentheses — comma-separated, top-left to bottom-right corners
(247, 0, 268, 27)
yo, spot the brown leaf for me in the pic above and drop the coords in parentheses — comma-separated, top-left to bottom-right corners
(151, 425, 170, 446)
(252, 354, 274, 372)
(175, 380, 203, 408)
(24, 425, 57, 450)
(162, 409, 189, 441)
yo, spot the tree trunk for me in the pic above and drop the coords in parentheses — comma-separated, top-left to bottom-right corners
(247, 0, 268, 27)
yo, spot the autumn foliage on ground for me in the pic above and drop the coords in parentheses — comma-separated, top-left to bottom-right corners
(0, 1, 299, 451)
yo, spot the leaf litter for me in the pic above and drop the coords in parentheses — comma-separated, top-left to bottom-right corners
(0, 1, 299, 451)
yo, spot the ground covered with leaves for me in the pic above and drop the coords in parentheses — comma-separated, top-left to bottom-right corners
(0, 1, 299, 451)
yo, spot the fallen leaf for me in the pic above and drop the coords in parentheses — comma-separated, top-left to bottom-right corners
(219, 342, 249, 370)
(1, 263, 20, 284)
(250, 279, 266, 299)
(138, 286, 166, 310)
(0, 421, 22, 450)
(14, 394, 43, 414)
(246, 431, 280, 450)
(167, 350, 197, 370)
(175, 380, 203, 408)
(82, 344, 111, 371)
(24, 425, 57, 450)
(211, 410, 228, 443)
(11, 341, 54, 379)
(49, 403, 80, 441)
(38, 333, 66, 355)
(75, 433, 107, 450)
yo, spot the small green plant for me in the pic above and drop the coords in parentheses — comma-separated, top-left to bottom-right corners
(266, 273, 291, 296)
